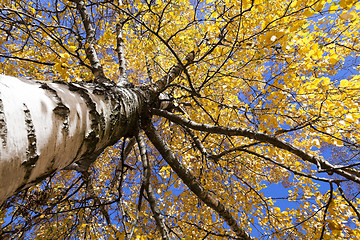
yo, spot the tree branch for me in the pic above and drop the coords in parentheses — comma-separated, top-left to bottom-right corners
(127, 187, 143, 240)
(209, 142, 260, 160)
(143, 122, 252, 240)
(112, 3, 198, 94)
(81, 172, 113, 228)
(115, 17, 129, 85)
(0, 54, 55, 66)
(135, 131, 170, 239)
(110, 137, 136, 189)
(151, 51, 195, 93)
(237, 149, 335, 183)
(73, 0, 108, 82)
(152, 108, 360, 184)
(336, 182, 360, 222)
(319, 182, 334, 240)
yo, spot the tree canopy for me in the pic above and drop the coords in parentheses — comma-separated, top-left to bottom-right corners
(1, 0, 360, 239)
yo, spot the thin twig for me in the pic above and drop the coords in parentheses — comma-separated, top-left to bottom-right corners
(0, 54, 55, 66)
(81, 171, 115, 232)
(143, 122, 252, 240)
(319, 182, 334, 240)
(336, 182, 360, 222)
(136, 131, 170, 239)
(152, 108, 360, 184)
(110, 137, 136, 189)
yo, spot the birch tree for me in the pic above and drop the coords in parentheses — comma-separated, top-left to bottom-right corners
(1, 0, 360, 239)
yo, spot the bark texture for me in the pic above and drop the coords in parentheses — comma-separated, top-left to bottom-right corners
(0, 75, 142, 203)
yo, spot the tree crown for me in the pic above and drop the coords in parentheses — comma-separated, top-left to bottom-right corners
(1, 0, 360, 239)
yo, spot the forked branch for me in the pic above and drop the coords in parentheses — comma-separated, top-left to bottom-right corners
(151, 51, 195, 93)
(152, 108, 360, 184)
(136, 131, 170, 239)
(143, 122, 252, 240)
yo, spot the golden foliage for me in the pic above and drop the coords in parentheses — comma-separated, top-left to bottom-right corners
(1, 0, 360, 239)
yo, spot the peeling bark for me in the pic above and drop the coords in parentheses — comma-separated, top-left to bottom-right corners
(21, 103, 39, 187)
(0, 52, 195, 203)
(40, 82, 70, 131)
(0, 75, 143, 203)
(0, 96, 6, 147)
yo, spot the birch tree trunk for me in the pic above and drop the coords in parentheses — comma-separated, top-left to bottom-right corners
(0, 75, 142, 203)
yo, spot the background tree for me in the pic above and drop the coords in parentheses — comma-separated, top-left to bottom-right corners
(1, 0, 360, 239)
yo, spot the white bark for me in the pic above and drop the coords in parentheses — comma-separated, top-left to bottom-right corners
(0, 75, 142, 203)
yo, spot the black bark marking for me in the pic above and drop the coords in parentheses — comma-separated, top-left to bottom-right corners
(0, 93, 7, 147)
(93, 85, 107, 96)
(66, 82, 106, 169)
(109, 101, 122, 134)
(109, 88, 137, 137)
(39, 82, 70, 132)
(108, 91, 132, 139)
(119, 96, 128, 125)
(67, 82, 105, 134)
(92, 81, 117, 99)
(22, 103, 39, 183)
(53, 104, 70, 119)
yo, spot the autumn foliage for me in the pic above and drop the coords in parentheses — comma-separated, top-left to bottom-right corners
(1, 0, 360, 239)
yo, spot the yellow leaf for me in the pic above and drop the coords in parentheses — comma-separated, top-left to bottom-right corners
(29, 6, 36, 14)
(328, 54, 338, 64)
(59, 52, 70, 60)
(273, 207, 281, 212)
(334, 139, 344, 147)
(326, 219, 343, 231)
(69, 45, 77, 51)
(339, 79, 350, 87)
(116, 231, 125, 239)
(303, 9, 315, 17)
(340, 11, 354, 20)
(328, 4, 339, 12)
